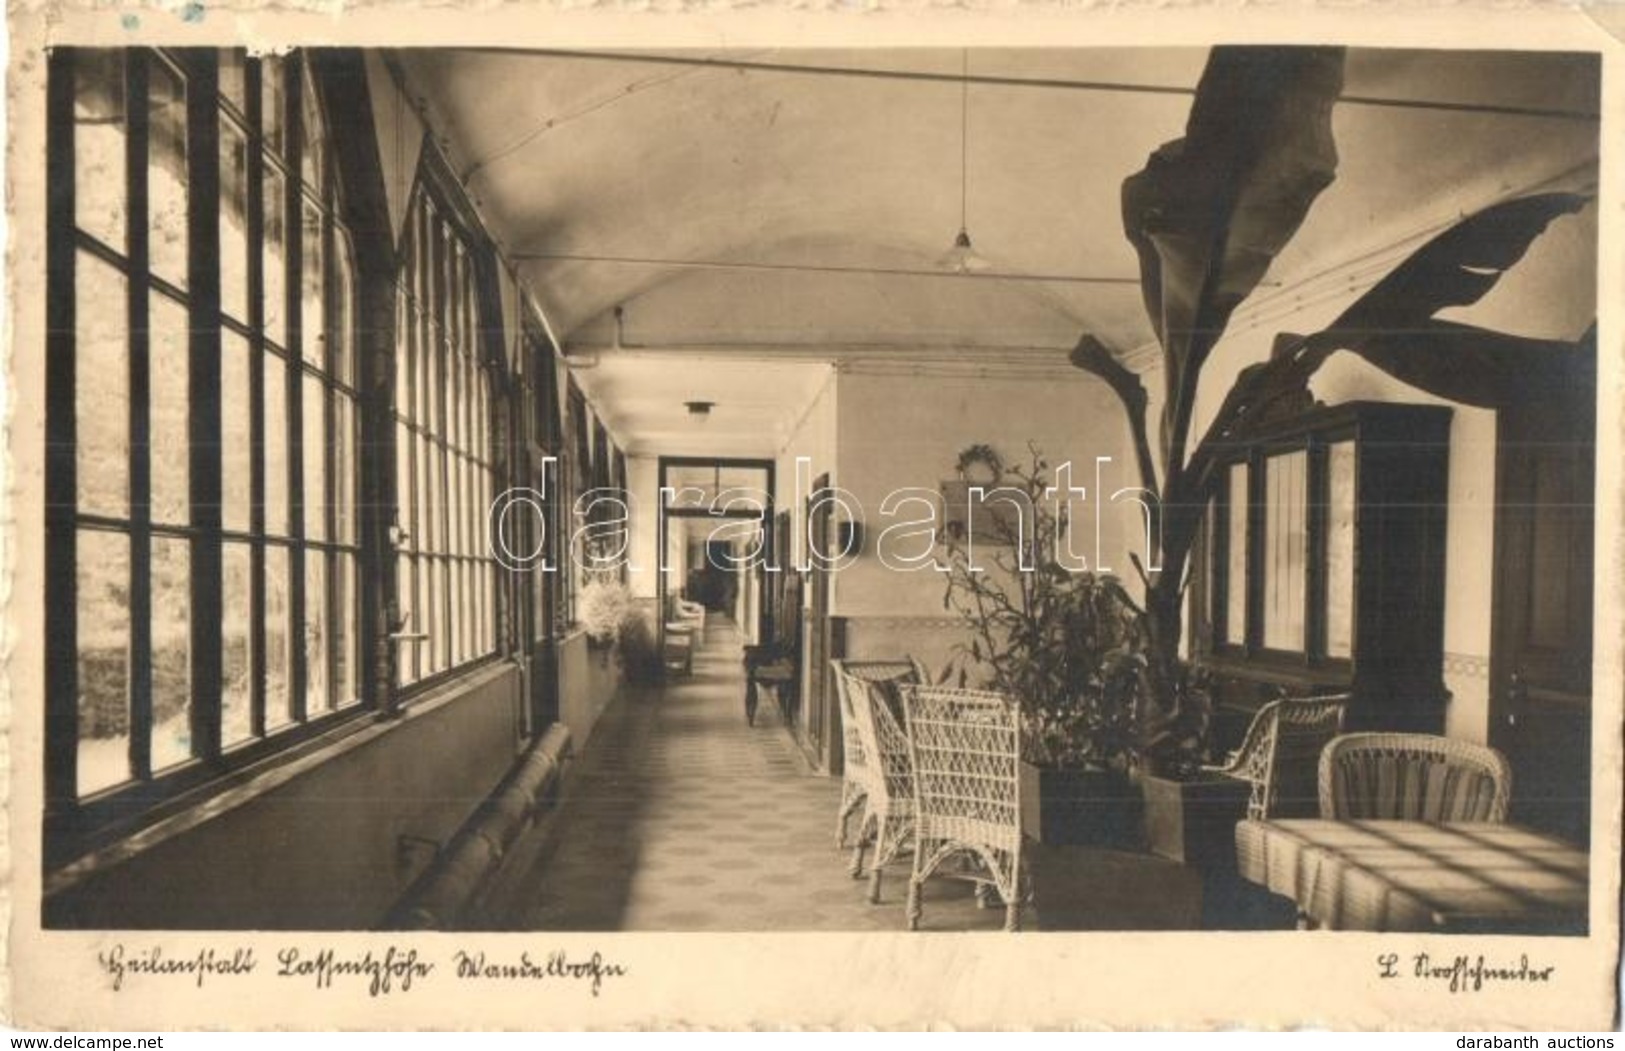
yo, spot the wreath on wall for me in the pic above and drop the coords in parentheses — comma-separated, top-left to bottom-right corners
(955, 444, 1004, 485)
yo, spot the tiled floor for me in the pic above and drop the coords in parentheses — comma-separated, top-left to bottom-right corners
(486, 615, 1212, 932)
(489, 616, 1013, 932)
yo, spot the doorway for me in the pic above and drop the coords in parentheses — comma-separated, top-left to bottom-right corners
(1488, 367, 1596, 846)
(656, 457, 776, 647)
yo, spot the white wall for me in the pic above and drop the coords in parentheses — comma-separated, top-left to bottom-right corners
(774, 369, 840, 574)
(625, 454, 661, 599)
(834, 368, 1142, 616)
(830, 366, 1144, 676)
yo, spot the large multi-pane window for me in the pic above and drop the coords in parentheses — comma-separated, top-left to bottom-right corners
(392, 181, 499, 687)
(1202, 439, 1357, 662)
(48, 48, 361, 825)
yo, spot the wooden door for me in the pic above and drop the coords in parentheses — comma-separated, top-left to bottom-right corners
(1489, 386, 1595, 846)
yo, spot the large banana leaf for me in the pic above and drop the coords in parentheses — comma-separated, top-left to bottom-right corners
(1120, 46, 1344, 479)
(1190, 192, 1593, 490)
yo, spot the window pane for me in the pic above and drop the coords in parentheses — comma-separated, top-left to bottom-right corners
(300, 65, 326, 191)
(422, 434, 438, 553)
(434, 444, 447, 555)
(147, 58, 189, 291)
(222, 540, 253, 746)
(475, 560, 487, 658)
(300, 198, 326, 368)
(1263, 450, 1309, 652)
(394, 290, 411, 412)
(450, 560, 463, 667)
(477, 382, 488, 464)
(419, 313, 434, 431)
(217, 50, 246, 114)
(334, 393, 355, 545)
(1225, 464, 1247, 646)
(149, 293, 190, 527)
(263, 166, 287, 347)
(423, 557, 438, 674)
(1326, 441, 1357, 659)
(76, 252, 129, 518)
(437, 559, 450, 671)
(305, 551, 329, 713)
(448, 351, 461, 455)
(334, 229, 356, 387)
(74, 50, 126, 249)
(265, 544, 293, 729)
(411, 431, 426, 551)
(395, 421, 413, 536)
(150, 535, 192, 772)
(396, 552, 415, 685)
(474, 558, 487, 656)
(264, 356, 289, 535)
(484, 560, 495, 653)
(221, 331, 252, 532)
(77, 529, 131, 796)
(261, 56, 287, 160)
(336, 552, 358, 708)
(218, 118, 250, 322)
(417, 553, 433, 674)
(450, 454, 463, 556)
(463, 560, 475, 662)
(302, 373, 327, 540)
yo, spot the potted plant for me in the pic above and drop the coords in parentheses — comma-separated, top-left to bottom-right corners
(938, 443, 1146, 849)
(578, 575, 634, 652)
(1065, 48, 1587, 863)
(577, 574, 663, 682)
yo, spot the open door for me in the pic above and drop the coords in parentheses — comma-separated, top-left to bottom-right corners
(1489, 381, 1595, 846)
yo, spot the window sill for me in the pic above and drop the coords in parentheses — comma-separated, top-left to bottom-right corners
(45, 661, 517, 899)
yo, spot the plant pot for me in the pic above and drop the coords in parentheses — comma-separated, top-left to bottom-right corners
(1138, 771, 1250, 866)
(1020, 762, 1144, 849)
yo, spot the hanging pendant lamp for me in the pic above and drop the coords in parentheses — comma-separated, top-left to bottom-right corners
(939, 49, 991, 274)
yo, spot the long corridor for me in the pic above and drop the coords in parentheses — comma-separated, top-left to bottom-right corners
(482, 615, 1007, 932)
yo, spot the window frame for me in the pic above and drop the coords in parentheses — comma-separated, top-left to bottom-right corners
(1200, 423, 1356, 674)
(44, 48, 373, 866)
(388, 149, 505, 696)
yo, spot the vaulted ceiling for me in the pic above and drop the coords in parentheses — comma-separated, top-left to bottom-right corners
(394, 47, 1599, 453)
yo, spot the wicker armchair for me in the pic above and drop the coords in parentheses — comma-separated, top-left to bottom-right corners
(1319, 733, 1513, 823)
(900, 684, 1026, 931)
(661, 596, 707, 677)
(1207, 694, 1349, 820)
(839, 669, 918, 903)
(830, 659, 924, 850)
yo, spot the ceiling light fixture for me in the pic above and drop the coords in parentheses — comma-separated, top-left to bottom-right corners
(940, 48, 991, 275)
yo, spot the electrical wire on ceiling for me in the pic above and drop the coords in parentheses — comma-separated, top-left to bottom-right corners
(462, 49, 783, 182)
(451, 47, 1602, 122)
(511, 251, 1142, 286)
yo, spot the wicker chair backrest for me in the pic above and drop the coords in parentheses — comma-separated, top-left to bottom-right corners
(1246, 695, 1349, 819)
(831, 660, 921, 773)
(838, 669, 914, 804)
(1318, 732, 1512, 822)
(900, 685, 1021, 847)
